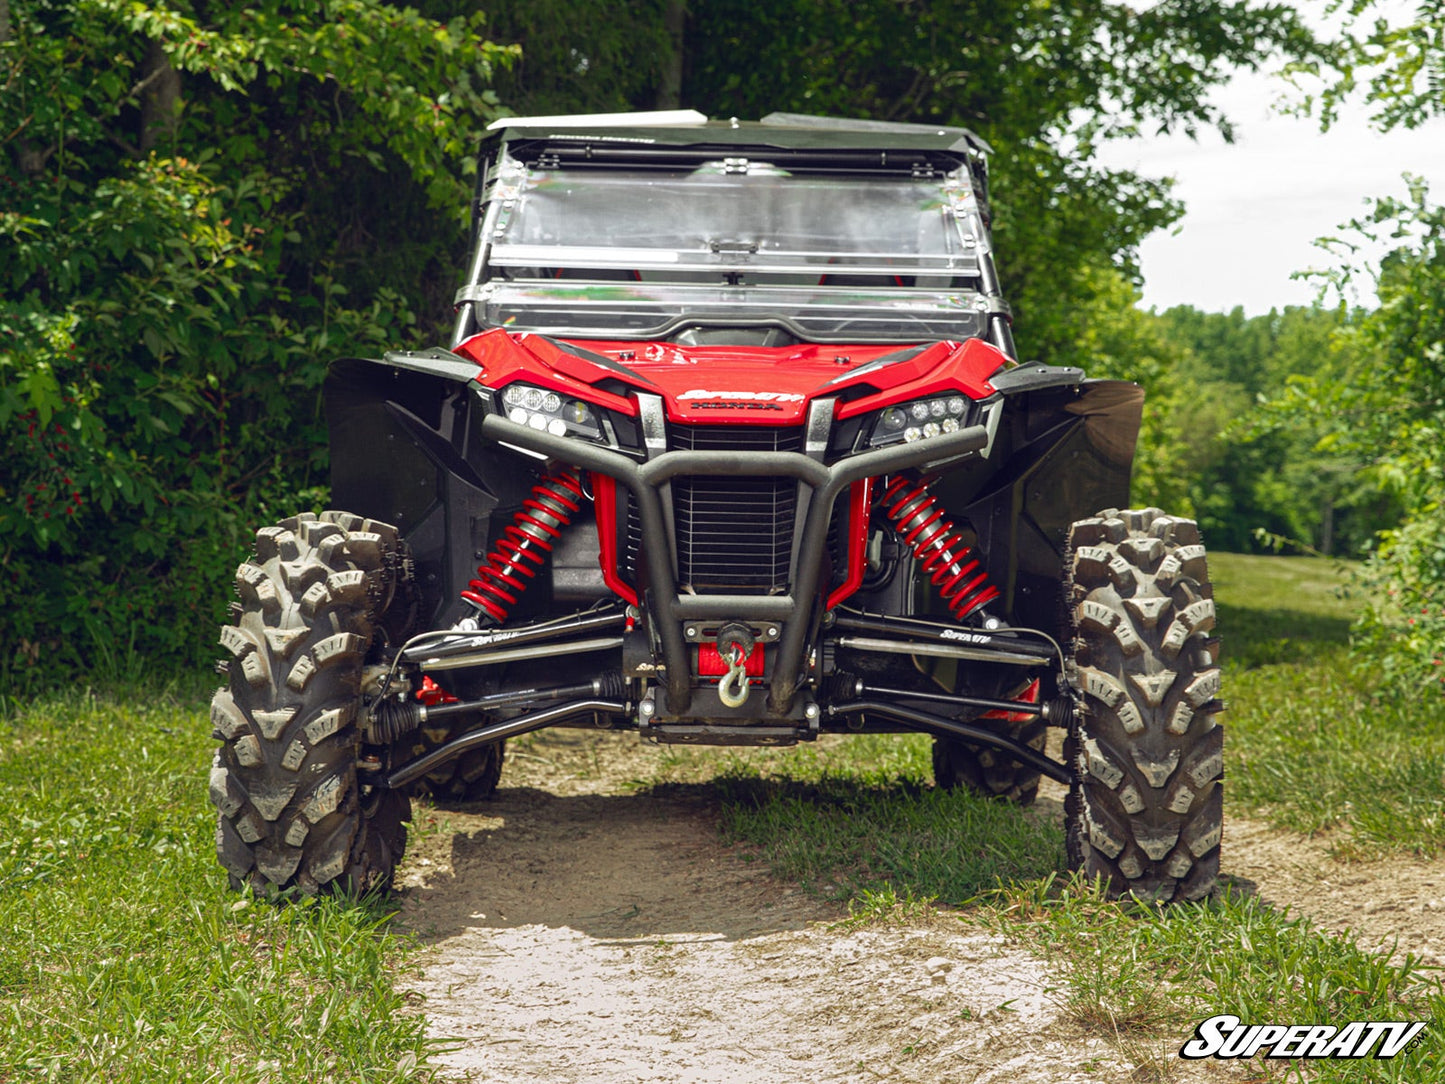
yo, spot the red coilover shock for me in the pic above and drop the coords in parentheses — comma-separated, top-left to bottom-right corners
(878, 476, 1000, 621)
(460, 469, 586, 623)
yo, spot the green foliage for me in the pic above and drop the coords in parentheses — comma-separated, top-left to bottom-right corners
(1261, 180, 1445, 692)
(1271, 2, 1445, 690)
(1298, 0, 1445, 131)
(1051, 286, 1396, 550)
(0, 1, 511, 684)
(1352, 513, 1445, 695)
(1155, 303, 1397, 555)
(477, 0, 676, 115)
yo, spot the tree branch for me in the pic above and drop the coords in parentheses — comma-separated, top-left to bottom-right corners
(128, 62, 171, 102)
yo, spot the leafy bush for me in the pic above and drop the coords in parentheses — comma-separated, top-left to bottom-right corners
(1353, 511, 1445, 695)
(0, 1, 513, 686)
(1261, 179, 1445, 693)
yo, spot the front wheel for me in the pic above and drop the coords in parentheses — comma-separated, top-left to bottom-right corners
(1063, 508, 1223, 902)
(932, 713, 1046, 805)
(209, 511, 413, 895)
(405, 726, 506, 805)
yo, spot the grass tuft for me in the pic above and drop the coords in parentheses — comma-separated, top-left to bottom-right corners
(0, 685, 435, 1083)
(830, 883, 940, 931)
(975, 871, 1445, 1083)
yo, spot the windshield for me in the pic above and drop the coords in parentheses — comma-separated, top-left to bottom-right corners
(464, 157, 993, 344)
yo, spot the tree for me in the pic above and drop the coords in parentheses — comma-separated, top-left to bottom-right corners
(1152, 303, 1395, 555)
(472, 0, 675, 116)
(1303, 0, 1445, 130)
(1295, 180, 1445, 689)
(0, 1, 512, 679)
(1277, 0, 1445, 691)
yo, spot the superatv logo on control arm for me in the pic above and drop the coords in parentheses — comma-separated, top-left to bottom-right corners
(1180, 1015, 1427, 1060)
(939, 629, 995, 645)
(682, 389, 805, 411)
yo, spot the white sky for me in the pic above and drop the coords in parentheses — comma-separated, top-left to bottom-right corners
(1092, 8, 1445, 315)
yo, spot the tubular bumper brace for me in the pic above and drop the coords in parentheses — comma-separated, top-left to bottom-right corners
(478, 398, 997, 716)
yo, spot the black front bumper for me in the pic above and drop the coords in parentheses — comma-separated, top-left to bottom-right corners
(479, 401, 997, 715)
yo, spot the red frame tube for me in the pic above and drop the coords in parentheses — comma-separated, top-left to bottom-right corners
(590, 472, 640, 606)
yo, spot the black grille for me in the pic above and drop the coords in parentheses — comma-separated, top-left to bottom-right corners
(670, 426, 805, 454)
(826, 494, 848, 590)
(672, 426, 803, 594)
(623, 490, 644, 581)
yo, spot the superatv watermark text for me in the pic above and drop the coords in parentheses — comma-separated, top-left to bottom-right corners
(1180, 1015, 1426, 1060)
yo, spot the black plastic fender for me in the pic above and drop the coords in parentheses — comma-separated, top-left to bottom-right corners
(928, 371, 1143, 638)
(325, 350, 526, 630)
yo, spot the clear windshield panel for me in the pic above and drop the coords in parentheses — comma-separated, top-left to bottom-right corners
(488, 164, 981, 277)
(469, 281, 986, 344)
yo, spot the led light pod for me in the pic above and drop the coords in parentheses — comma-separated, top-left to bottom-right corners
(865, 394, 974, 449)
(496, 382, 608, 444)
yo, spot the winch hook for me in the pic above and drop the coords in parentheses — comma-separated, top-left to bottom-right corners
(715, 622, 755, 709)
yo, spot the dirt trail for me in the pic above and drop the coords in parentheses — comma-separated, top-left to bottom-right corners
(398, 730, 1444, 1082)
(1222, 819, 1445, 968)
(398, 732, 1139, 1083)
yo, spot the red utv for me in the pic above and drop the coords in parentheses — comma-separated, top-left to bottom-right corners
(210, 111, 1222, 902)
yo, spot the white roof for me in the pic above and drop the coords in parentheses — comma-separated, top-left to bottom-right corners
(487, 110, 708, 131)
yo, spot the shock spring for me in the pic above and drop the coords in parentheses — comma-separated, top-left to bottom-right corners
(878, 476, 1000, 622)
(461, 469, 586, 623)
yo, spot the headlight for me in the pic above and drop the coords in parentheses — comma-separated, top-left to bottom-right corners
(500, 382, 605, 442)
(865, 394, 969, 448)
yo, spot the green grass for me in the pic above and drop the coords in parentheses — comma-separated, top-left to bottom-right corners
(4, 552, 1440, 1080)
(1214, 552, 1445, 855)
(1210, 552, 1359, 670)
(712, 743, 1064, 903)
(979, 873, 1444, 1083)
(637, 733, 1065, 906)
(0, 687, 432, 1083)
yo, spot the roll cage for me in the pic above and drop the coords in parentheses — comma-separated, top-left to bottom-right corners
(451, 112, 1017, 355)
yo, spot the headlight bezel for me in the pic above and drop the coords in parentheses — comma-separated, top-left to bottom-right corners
(864, 393, 970, 449)
(498, 381, 608, 444)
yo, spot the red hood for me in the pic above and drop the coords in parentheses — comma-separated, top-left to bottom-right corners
(454, 330, 1009, 424)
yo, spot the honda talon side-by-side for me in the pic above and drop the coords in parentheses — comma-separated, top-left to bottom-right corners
(209, 110, 1222, 902)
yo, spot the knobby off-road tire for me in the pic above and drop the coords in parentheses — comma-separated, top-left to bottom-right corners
(932, 715, 1046, 805)
(209, 511, 412, 895)
(1064, 508, 1223, 902)
(405, 728, 505, 805)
